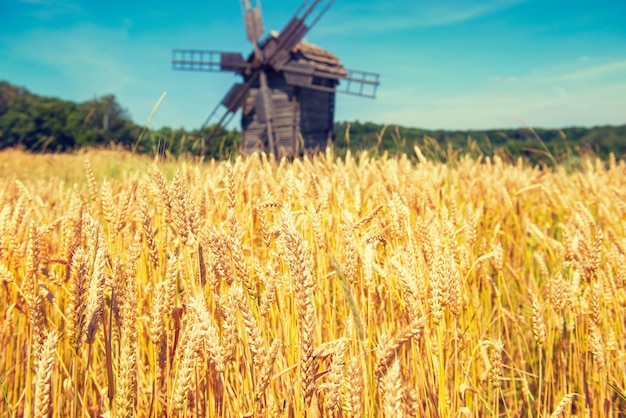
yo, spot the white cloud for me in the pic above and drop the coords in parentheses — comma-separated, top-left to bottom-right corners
(548, 60, 626, 82)
(337, 57, 626, 130)
(2, 2, 624, 132)
(1, 23, 185, 126)
(318, 0, 526, 35)
(6, 24, 135, 92)
(16, 0, 82, 20)
(485, 58, 626, 88)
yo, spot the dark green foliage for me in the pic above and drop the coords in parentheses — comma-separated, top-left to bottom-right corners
(136, 125, 239, 159)
(0, 81, 140, 152)
(333, 121, 626, 164)
(0, 81, 239, 159)
(1, 81, 624, 162)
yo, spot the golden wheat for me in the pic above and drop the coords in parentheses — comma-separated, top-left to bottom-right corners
(0, 148, 624, 417)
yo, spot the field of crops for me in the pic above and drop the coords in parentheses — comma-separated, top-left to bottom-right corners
(0, 147, 625, 417)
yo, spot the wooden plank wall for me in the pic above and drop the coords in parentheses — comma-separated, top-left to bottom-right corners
(240, 73, 336, 156)
(298, 87, 334, 150)
(241, 74, 299, 156)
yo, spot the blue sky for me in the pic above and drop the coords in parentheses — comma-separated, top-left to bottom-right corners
(1, 0, 625, 131)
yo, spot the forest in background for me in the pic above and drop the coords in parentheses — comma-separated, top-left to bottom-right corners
(2, 80, 625, 162)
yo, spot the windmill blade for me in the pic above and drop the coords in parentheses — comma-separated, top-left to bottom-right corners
(337, 69, 381, 98)
(221, 82, 252, 112)
(200, 103, 238, 146)
(240, 0, 265, 45)
(257, 70, 276, 154)
(172, 50, 249, 73)
(200, 85, 246, 141)
(200, 73, 260, 146)
(254, 80, 272, 123)
(266, 0, 334, 69)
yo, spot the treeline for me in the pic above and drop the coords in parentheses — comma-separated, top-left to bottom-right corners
(0, 81, 238, 157)
(333, 121, 626, 162)
(2, 80, 625, 161)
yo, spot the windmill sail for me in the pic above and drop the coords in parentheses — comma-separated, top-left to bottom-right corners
(172, 0, 380, 157)
(266, 0, 334, 68)
(337, 69, 380, 98)
(242, 2, 264, 44)
(172, 50, 248, 73)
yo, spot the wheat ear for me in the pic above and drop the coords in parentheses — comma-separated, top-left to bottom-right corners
(33, 331, 60, 418)
(550, 393, 577, 418)
(381, 359, 403, 418)
(375, 320, 425, 382)
(280, 206, 316, 406)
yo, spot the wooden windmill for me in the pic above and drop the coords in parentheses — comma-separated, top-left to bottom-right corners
(172, 0, 380, 157)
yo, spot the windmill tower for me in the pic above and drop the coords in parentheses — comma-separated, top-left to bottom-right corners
(172, 0, 380, 157)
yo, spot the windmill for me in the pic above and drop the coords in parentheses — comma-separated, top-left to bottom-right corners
(172, 0, 380, 158)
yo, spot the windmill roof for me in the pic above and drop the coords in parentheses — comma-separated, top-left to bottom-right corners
(293, 40, 347, 77)
(268, 32, 347, 78)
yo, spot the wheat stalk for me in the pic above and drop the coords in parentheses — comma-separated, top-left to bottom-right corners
(83, 159, 99, 204)
(172, 322, 200, 413)
(375, 320, 425, 382)
(2, 149, 626, 417)
(280, 205, 317, 406)
(188, 293, 225, 371)
(489, 340, 504, 389)
(343, 358, 363, 418)
(530, 290, 547, 347)
(381, 359, 403, 418)
(33, 331, 60, 418)
(231, 285, 266, 374)
(139, 185, 160, 269)
(550, 393, 577, 417)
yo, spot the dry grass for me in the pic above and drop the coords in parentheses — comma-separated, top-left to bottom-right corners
(0, 147, 625, 417)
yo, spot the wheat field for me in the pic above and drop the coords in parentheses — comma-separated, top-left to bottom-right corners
(0, 147, 624, 417)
